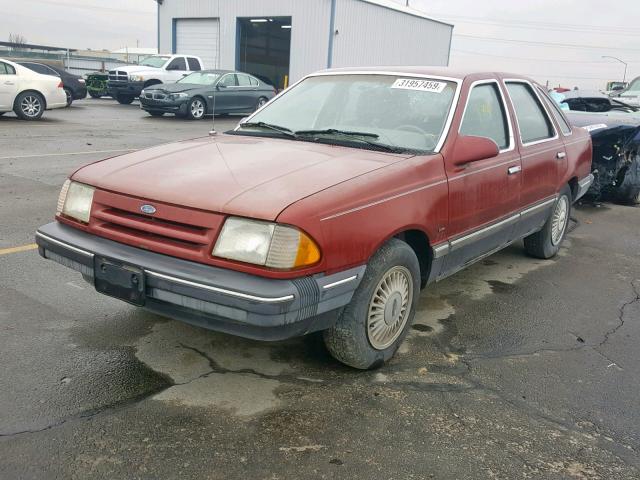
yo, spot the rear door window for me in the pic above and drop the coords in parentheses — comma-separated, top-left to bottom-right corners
(537, 87, 572, 135)
(237, 74, 252, 87)
(167, 57, 187, 71)
(506, 82, 556, 144)
(0, 62, 16, 75)
(187, 57, 201, 71)
(460, 82, 510, 150)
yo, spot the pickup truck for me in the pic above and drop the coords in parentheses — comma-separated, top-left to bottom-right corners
(36, 67, 593, 369)
(107, 54, 204, 104)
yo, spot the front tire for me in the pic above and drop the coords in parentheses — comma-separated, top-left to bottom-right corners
(116, 95, 135, 105)
(14, 92, 45, 120)
(88, 91, 102, 99)
(323, 238, 420, 369)
(524, 185, 572, 259)
(186, 97, 206, 120)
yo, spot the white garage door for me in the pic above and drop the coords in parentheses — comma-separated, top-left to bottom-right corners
(175, 18, 220, 69)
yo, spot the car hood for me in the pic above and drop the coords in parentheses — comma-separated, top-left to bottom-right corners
(115, 65, 159, 74)
(147, 82, 204, 94)
(72, 135, 412, 220)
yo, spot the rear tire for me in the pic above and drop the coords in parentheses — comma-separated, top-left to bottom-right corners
(89, 92, 102, 99)
(116, 95, 135, 105)
(14, 91, 45, 120)
(323, 238, 420, 369)
(64, 88, 73, 107)
(524, 186, 572, 259)
(255, 96, 269, 111)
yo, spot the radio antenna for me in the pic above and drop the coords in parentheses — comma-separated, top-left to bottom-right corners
(209, 1, 221, 136)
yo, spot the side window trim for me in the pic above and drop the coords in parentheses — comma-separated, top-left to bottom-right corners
(503, 79, 559, 147)
(458, 79, 515, 153)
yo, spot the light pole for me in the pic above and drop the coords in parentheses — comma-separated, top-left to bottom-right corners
(602, 55, 628, 83)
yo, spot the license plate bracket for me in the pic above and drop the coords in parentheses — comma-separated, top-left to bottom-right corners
(94, 257, 146, 306)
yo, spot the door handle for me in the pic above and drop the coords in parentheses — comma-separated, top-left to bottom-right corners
(556, 152, 566, 159)
(508, 165, 522, 175)
(4, 81, 14, 85)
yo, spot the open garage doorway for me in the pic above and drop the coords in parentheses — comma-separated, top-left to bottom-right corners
(237, 17, 291, 91)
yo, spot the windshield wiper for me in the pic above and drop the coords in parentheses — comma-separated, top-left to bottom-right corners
(238, 122, 297, 138)
(295, 128, 380, 139)
(295, 129, 407, 153)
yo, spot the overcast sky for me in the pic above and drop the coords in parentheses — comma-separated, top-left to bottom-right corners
(1, 0, 638, 89)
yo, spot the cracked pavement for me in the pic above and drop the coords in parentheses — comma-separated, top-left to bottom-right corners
(1, 101, 639, 479)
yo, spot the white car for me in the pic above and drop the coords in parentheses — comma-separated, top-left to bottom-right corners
(0, 58, 67, 120)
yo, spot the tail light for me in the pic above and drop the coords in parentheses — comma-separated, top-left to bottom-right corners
(57, 81, 64, 88)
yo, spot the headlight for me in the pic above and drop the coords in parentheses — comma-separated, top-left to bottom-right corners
(129, 74, 144, 82)
(57, 180, 95, 224)
(213, 217, 321, 269)
(168, 92, 188, 101)
(141, 89, 146, 96)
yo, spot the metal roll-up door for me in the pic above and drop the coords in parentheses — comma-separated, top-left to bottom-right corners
(175, 18, 220, 69)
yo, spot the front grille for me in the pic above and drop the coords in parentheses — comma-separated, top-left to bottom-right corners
(89, 191, 224, 263)
(108, 70, 128, 82)
(144, 92, 167, 100)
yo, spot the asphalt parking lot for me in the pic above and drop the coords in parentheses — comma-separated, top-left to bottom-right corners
(1, 99, 639, 479)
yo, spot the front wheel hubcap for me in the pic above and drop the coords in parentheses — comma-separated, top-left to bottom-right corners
(191, 100, 204, 118)
(551, 195, 569, 245)
(367, 266, 413, 350)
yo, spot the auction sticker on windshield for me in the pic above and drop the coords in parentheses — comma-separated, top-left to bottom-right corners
(391, 79, 447, 93)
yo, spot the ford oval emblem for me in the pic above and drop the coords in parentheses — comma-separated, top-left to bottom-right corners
(140, 204, 156, 215)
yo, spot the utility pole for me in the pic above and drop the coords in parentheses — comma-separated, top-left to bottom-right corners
(602, 55, 628, 83)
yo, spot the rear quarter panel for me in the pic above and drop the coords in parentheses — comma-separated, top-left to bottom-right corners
(277, 154, 449, 275)
(563, 127, 593, 185)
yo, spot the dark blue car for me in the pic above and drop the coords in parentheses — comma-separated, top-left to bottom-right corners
(139, 70, 276, 120)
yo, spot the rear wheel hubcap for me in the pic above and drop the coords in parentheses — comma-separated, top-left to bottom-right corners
(551, 195, 569, 245)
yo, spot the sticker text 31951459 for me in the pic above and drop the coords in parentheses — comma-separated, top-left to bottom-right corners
(391, 78, 447, 93)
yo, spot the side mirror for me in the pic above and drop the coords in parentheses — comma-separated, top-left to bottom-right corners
(216, 84, 226, 90)
(452, 135, 500, 166)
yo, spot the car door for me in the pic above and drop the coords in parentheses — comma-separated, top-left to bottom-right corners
(504, 80, 564, 237)
(165, 57, 188, 82)
(440, 79, 521, 277)
(0, 61, 19, 110)
(212, 73, 237, 113)
(235, 73, 259, 111)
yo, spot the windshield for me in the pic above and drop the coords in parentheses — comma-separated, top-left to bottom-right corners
(139, 56, 170, 68)
(241, 74, 457, 153)
(624, 78, 640, 94)
(178, 72, 221, 85)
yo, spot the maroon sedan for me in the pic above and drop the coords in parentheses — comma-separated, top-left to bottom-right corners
(36, 67, 593, 369)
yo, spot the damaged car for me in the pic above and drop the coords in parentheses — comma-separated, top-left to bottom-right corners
(565, 110, 640, 204)
(555, 90, 638, 114)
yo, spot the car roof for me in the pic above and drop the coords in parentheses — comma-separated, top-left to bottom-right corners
(313, 66, 537, 83)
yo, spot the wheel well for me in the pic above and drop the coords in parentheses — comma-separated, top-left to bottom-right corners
(568, 177, 579, 200)
(14, 90, 46, 110)
(143, 79, 162, 88)
(394, 229, 432, 289)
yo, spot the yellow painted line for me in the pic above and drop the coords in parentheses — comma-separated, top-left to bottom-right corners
(0, 244, 38, 256)
(0, 149, 135, 160)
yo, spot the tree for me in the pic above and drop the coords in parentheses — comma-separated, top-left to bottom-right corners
(8, 33, 27, 47)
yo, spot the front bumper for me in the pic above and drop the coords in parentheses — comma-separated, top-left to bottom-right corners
(35, 222, 365, 341)
(107, 81, 144, 98)
(139, 98, 188, 115)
